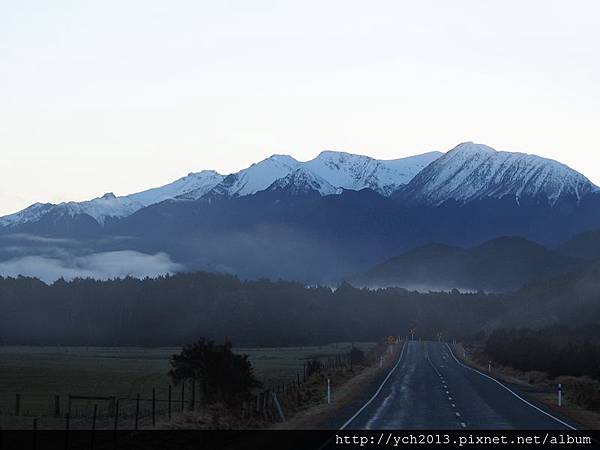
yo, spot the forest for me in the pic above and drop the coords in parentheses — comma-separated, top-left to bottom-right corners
(2, 262, 600, 347)
(485, 326, 600, 380)
(0, 272, 504, 346)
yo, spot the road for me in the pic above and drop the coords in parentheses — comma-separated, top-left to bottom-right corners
(340, 341, 576, 430)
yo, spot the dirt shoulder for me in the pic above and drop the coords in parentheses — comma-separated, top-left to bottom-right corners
(454, 342, 600, 430)
(274, 344, 401, 429)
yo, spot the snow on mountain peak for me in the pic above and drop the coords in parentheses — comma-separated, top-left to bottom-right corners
(304, 150, 442, 196)
(401, 142, 596, 206)
(0, 170, 226, 228)
(451, 142, 496, 155)
(3, 143, 592, 229)
(267, 167, 341, 196)
(0, 150, 442, 228)
(209, 155, 301, 197)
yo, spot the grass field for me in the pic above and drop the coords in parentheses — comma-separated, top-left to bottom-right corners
(0, 342, 374, 429)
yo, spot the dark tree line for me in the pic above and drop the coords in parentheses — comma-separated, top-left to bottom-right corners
(0, 273, 506, 346)
(3, 265, 600, 347)
(485, 327, 600, 379)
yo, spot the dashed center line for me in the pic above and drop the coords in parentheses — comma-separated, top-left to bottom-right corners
(460, 422, 467, 428)
(455, 412, 461, 417)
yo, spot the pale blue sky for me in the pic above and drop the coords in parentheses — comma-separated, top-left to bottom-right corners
(1, 1, 599, 215)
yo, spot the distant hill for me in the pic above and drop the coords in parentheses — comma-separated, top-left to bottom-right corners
(557, 229, 600, 261)
(348, 236, 589, 292)
(505, 262, 600, 329)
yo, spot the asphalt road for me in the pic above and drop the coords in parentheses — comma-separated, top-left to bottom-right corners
(340, 341, 577, 430)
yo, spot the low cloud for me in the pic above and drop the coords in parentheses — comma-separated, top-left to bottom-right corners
(0, 251, 183, 283)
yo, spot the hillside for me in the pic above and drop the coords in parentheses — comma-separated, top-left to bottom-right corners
(349, 237, 589, 292)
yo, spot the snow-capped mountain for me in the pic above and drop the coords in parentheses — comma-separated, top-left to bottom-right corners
(304, 150, 442, 196)
(1, 150, 439, 229)
(0, 170, 225, 228)
(133, 170, 224, 203)
(0, 193, 144, 227)
(267, 167, 341, 196)
(205, 150, 442, 199)
(3, 143, 595, 232)
(399, 142, 597, 206)
(206, 155, 301, 198)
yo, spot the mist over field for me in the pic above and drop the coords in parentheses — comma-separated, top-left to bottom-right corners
(0, 249, 181, 283)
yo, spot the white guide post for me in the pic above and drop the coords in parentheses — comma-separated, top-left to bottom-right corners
(558, 384, 562, 407)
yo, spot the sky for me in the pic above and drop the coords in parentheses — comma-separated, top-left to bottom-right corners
(1, 0, 599, 216)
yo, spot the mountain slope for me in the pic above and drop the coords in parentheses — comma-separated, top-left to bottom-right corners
(207, 154, 301, 198)
(136, 170, 224, 202)
(348, 236, 589, 292)
(266, 167, 341, 196)
(557, 228, 600, 261)
(0, 170, 225, 229)
(505, 263, 600, 328)
(398, 142, 596, 206)
(303, 150, 442, 196)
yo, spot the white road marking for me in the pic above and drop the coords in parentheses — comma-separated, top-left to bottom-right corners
(461, 422, 467, 428)
(339, 342, 407, 430)
(455, 412, 461, 417)
(451, 403, 456, 408)
(445, 343, 577, 431)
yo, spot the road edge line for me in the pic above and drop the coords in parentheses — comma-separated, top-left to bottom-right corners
(444, 343, 577, 431)
(339, 341, 407, 430)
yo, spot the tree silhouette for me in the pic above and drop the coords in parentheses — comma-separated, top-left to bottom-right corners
(169, 339, 261, 406)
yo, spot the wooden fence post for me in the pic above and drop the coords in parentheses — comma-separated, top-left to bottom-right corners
(135, 394, 140, 430)
(91, 404, 98, 450)
(152, 389, 156, 427)
(262, 390, 268, 419)
(108, 397, 116, 417)
(181, 382, 185, 412)
(65, 413, 70, 450)
(191, 380, 196, 412)
(54, 395, 61, 418)
(168, 385, 172, 420)
(33, 418, 37, 450)
(113, 399, 120, 432)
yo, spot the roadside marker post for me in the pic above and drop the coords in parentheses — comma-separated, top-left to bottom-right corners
(327, 378, 331, 404)
(488, 361, 492, 373)
(272, 392, 286, 422)
(379, 356, 383, 369)
(558, 384, 562, 407)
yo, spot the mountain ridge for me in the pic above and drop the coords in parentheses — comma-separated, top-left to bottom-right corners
(396, 142, 596, 206)
(0, 150, 442, 228)
(348, 236, 589, 293)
